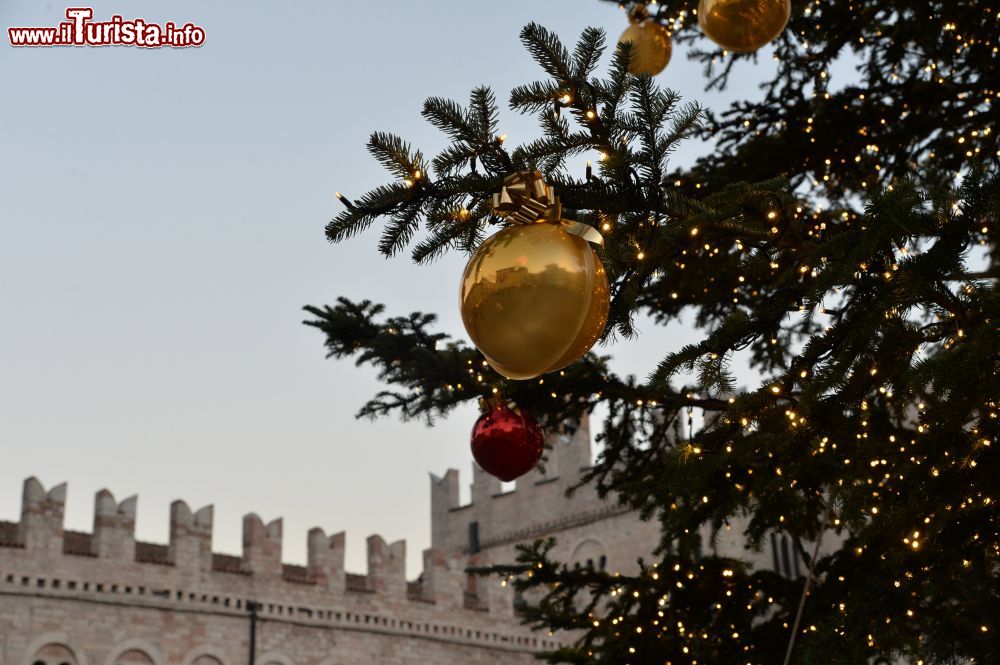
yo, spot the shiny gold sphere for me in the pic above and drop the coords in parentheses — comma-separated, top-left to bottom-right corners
(460, 222, 610, 380)
(618, 20, 673, 76)
(698, 0, 791, 52)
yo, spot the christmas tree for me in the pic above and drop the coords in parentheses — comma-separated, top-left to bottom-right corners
(304, 2, 998, 663)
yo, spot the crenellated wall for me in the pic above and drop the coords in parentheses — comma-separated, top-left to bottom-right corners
(0, 419, 814, 664)
(0, 477, 551, 665)
(18, 477, 67, 560)
(92, 489, 137, 561)
(429, 415, 806, 581)
(430, 415, 660, 576)
(167, 499, 213, 574)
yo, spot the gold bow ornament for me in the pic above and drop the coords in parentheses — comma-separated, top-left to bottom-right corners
(491, 170, 604, 246)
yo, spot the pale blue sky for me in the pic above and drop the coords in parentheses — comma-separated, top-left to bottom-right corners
(0, 1, 772, 574)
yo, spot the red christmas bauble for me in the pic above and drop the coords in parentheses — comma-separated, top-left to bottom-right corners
(471, 403, 544, 482)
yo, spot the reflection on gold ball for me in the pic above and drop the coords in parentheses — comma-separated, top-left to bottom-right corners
(618, 20, 673, 76)
(460, 222, 610, 380)
(698, 0, 791, 52)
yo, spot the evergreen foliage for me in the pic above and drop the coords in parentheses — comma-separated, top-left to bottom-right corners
(305, 10, 998, 664)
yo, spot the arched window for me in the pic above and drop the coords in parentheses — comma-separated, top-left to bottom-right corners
(30, 645, 77, 665)
(571, 538, 608, 571)
(182, 649, 229, 665)
(116, 650, 154, 665)
(191, 657, 224, 665)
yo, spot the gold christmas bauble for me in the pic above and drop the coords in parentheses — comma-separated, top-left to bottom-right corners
(618, 20, 673, 76)
(460, 222, 610, 380)
(698, 0, 791, 52)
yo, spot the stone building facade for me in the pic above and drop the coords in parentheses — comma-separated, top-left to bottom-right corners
(431, 419, 660, 578)
(0, 417, 800, 664)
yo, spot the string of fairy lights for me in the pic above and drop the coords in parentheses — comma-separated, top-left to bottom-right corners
(328, 5, 997, 661)
(601, 0, 998, 202)
(430, 142, 992, 664)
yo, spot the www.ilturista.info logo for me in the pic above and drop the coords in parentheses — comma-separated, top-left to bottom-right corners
(8, 8, 205, 48)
